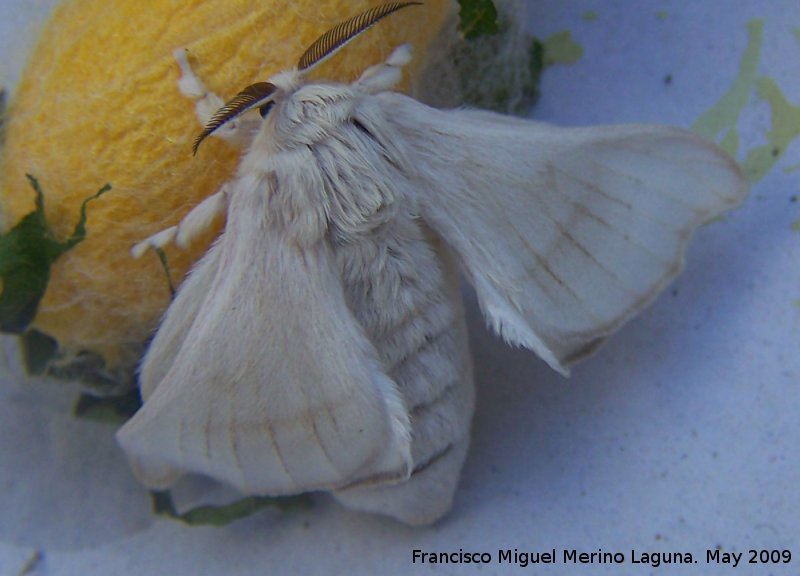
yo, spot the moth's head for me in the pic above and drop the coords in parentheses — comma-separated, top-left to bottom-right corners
(192, 1, 422, 155)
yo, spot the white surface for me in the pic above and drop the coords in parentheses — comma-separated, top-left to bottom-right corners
(1, 1, 798, 575)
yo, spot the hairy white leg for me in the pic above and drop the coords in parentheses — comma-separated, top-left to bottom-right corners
(173, 49, 258, 145)
(131, 226, 177, 259)
(173, 188, 228, 247)
(131, 187, 228, 258)
(355, 44, 412, 94)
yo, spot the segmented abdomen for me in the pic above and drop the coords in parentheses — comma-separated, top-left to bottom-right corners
(331, 210, 475, 524)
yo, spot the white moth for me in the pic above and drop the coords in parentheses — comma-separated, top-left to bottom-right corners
(117, 2, 748, 525)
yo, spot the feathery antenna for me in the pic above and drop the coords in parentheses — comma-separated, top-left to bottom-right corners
(193, 82, 276, 154)
(193, 2, 421, 153)
(297, 2, 422, 72)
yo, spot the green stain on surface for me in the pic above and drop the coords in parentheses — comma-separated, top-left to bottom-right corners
(742, 77, 800, 181)
(785, 161, 800, 174)
(582, 11, 598, 22)
(543, 31, 584, 67)
(792, 220, 800, 233)
(793, 27, 800, 44)
(720, 126, 741, 157)
(692, 19, 763, 146)
(692, 19, 800, 182)
(657, 10, 669, 21)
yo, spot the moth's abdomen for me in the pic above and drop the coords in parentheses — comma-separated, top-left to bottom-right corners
(331, 211, 475, 525)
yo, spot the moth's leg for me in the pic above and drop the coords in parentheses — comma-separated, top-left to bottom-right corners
(131, 187, 229, 258)
(355, 44, 412, 94)
(174, 49, 257, 145)
(131, 226, 177, 259)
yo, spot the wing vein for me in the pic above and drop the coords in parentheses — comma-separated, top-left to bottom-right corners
(262, 419, 295, 486)
(589, 148, 713, 210)
(552, 163, 690, 235)
(506, 216, 595, 317)
(552, 165, 682, 265)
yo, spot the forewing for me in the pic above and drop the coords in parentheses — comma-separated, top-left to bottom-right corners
(117, 177, 411, 494)
(381, 94, 748, 374)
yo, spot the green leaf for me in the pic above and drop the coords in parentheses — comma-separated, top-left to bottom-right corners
(0, 175, 110, 333)
(19, 328, 59, 374)
(46, 348, 132, 392)
(458, 0, 499, 40)
(20, 325, 134, 394)
(528, 38, 545, 104)
(151, 490, 311, 527)
(73, 388, 142, 425)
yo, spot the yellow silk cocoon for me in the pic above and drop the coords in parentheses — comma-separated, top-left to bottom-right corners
(0, 0, 453, 370)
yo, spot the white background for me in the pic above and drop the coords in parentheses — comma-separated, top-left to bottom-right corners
(1, 1, 798, 575)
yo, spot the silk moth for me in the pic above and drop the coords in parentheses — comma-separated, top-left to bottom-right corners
(116, 2, 748, 525)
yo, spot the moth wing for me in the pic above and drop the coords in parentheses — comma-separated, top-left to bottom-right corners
(117, 189, 411, 494)
(134, 241, 222, 401)
(382, 95, 748, 374)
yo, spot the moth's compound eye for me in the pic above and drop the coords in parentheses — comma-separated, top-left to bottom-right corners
(259, 101, 275, 118)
